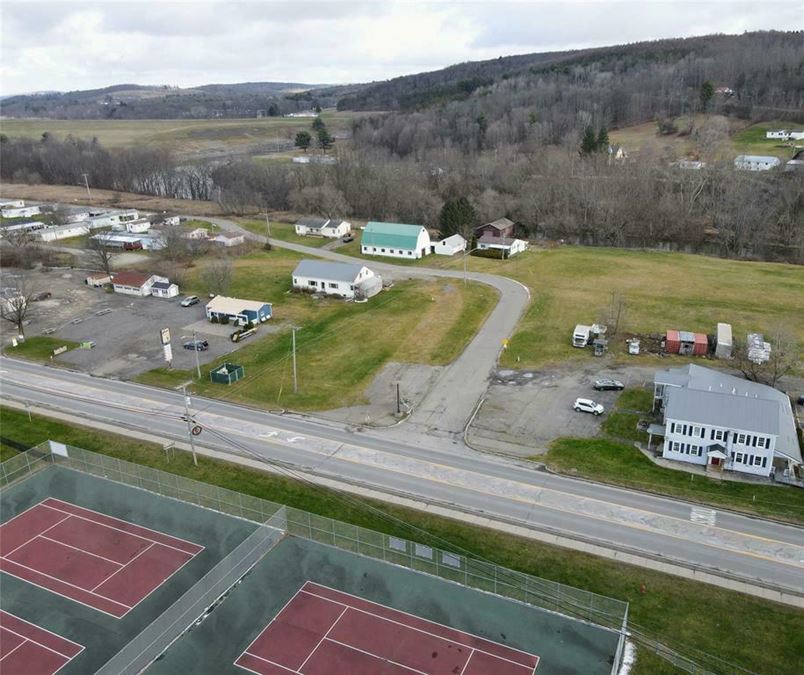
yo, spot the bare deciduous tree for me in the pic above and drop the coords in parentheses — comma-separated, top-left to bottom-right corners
(0, 273, 39, 338)
(599, 291, 627, 337)
(733, 326, 800, 387)
(202, 258, 233, 296)
(86, 239, 116, 277)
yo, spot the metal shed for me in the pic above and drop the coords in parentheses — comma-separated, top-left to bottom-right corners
(715, 323, 733, 359)
(665, 330, 707, 356)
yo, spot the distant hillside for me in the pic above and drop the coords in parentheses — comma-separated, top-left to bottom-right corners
(0, 81, 334, 120)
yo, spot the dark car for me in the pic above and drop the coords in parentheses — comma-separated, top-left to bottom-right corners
(798, 395, 804, 406)
(183, 340, 209, 351)
(32, 291, 52, 301)
(593, 378, 625, 391)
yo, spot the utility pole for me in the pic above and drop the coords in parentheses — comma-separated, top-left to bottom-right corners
(291, 327, 299, 394)
(182, 384, 198, 466)
(264, 213, 271, 239)
(192, 329, 201, 380)
(81, 173, 91, 200)
(396, 383, 401, 414)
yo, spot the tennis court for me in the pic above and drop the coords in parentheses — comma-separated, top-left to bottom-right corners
(0, 610, 84, 675)
(0, 498, 203, 618)
(236, 581, 540, 675)
(1, 443, 628, 675)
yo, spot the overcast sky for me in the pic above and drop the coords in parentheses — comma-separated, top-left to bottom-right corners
(1, 1, 801, 96)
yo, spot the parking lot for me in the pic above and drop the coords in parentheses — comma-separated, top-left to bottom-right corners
(6, 268, 269, 379)
(469, 363, 655, 455)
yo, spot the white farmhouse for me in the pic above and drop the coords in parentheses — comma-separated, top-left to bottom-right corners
(477, 235, 528, 258)
(653, 365, 801, 479)
(360, 221, 431, 259)
(292, 259, 381, 299)
(432, 234, 467, 256)
(294, 217, 351, 238)
(734, 155, 781, 171)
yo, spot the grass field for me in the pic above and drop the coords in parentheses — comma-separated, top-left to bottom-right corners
(731, 120, 804, 157)
(434, 246, 804, 369)
(3, 336, 79, 362)
(138, 248, 496, 410)
(239, 218, 332, 248)
(3, 406, 802, 675)
(0, 112, 367, 159)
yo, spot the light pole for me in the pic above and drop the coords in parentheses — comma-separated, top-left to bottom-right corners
(81, 173, 91, 200)
(463, 245, 480, 285)
(291, 326, 300, 394)
(181, 330, 202, 380)
(264, 213, 271, 240)
(181, 383, 199, 466)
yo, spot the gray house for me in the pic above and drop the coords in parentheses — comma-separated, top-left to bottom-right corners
(652, 365, 801, 479)
(292, 259, 381, 299)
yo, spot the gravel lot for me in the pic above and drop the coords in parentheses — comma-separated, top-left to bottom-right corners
(468, 362, 656, 456)
(4, 268, 262, 379)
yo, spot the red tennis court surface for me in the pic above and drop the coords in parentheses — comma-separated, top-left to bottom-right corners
(235, 581, 540, 675)
(0, 610, 84, 675)
(0, 497, 204, 618)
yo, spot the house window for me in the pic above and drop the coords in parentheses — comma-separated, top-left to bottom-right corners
(329, 283, 338, 289)
(672, 442, 680, 452)
(407, 251, 412, 256)
(712, 429, 725, 441)
(736, 433, 746, 444)
(753, 456, 762, 466)
(736, 453, 743, 463)
(381, 248, 386, 253)
(308, 280, 317, 286)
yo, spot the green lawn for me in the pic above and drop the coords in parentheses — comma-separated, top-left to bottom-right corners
(436, 246, 804, 368)
(139, 248, 496, 410)
(3, 336, 79, 363)
(731, 121, 802, 158)
(2, 406, 802, 675)
(239, 219, 332, 248)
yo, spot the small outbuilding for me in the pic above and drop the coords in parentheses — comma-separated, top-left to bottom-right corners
(432, 234, 467, 256)
(205, 296, 272, 325)
(665, 330, 708, 356)
(476, 235, 527, 258)
(715, 323, 733, 359)
(111, 272, 158, 297)
(1, 205, 41, 218)
(150, 280, 180, 299)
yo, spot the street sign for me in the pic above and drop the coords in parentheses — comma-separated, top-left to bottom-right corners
(163, 343, 173, 365)
(191, 425, 202, 436)
(160, 328, 171, 345)
(502, 338, 509, 349)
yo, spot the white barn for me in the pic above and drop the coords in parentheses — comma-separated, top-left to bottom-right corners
(432, 234, 467, 256)
(360, 221, 431, 259)
(292, 259, 381, 299)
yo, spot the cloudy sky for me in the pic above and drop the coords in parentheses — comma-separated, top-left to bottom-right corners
(1, 0, 800, 95)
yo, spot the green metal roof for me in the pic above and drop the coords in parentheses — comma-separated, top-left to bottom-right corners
(361, 221, 425, 250)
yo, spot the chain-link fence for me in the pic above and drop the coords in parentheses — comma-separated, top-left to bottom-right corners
(95, 508, 287, 675)
(3, 442, 635, 672)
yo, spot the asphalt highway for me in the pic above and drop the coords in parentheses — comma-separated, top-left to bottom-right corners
(2, 357, 802, 597)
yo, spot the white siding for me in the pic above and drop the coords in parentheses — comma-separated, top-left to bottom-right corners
(361, 229, 431, 259)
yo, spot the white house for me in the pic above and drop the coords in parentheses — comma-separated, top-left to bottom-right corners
(2, 205, 41, 218)
(38, 224, 90, 242)
(85, 209, 140, 230)
(0, 199, 25, 209)
(292, 259, 381, 299)
(182, 228, 209, 240)
(90, 233, 144, 250)
(790, 131, 804, 140)
(112, 218, 150, 234)
(766, 130, 790, 140)
(150, 279, 180, 299)
(0, 220, 46, 237)
(432, 234, 467, 256)
(360, 221, 431, 259)
(734, 155, 781, 171)
(294, 217, 351, 238)
(111, 271, 159, 296)
(209, 233, 245, 247)
(652, 365, 801, 478)
(477, 235, 528, 257)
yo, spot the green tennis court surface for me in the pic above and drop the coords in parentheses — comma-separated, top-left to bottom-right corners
(0, 444, 626, 674)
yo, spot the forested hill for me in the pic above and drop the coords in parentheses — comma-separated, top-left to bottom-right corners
(0, 82, 332, 120)
(336, 31, 804, 117)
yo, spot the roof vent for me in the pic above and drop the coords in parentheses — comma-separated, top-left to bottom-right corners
(732, 387, 736, 394)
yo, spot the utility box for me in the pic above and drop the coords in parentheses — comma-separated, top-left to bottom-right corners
(210, 363, 244, 385)
(715, 323, 733, 359)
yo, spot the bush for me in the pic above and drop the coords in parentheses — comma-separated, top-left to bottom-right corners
(471, 248, 506, 260)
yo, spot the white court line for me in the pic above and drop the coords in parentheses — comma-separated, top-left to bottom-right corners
(40, 501, 202, 557)
(91, 543, 154, 592)
(301, 583, 539, 669)
(236, 650, 299, 674)
(2, 514, 72, 559)
(0, 500, 57, 529)
(0, 638, 29, 663)
(236, 587, 307, 661)
(296, 606, 348, 672)
(0, 615, 85, 663)
(322, 636, 426, 674)
(37, 535, 125, 568)
(0, 558, 132, 610)
(458, 649, 476, 675)
(0, 610, 85, 655)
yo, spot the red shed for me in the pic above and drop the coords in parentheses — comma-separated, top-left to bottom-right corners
(665, 330, 707, 356)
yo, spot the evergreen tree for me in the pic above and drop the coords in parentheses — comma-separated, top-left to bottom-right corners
(438, 197, 476, 237)
(314, 102, 322, 113)
(699, 80, 715, 111)
(267, 103, 280, 117)
(580, 126, 597, 155)
(294, 130, 311, 152)
(317, 126, 334, 150)
(596, 127, 609, 151)
(311, 117, 325, 132)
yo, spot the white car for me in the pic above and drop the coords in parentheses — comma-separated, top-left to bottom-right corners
(573, 398, 604, 416)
